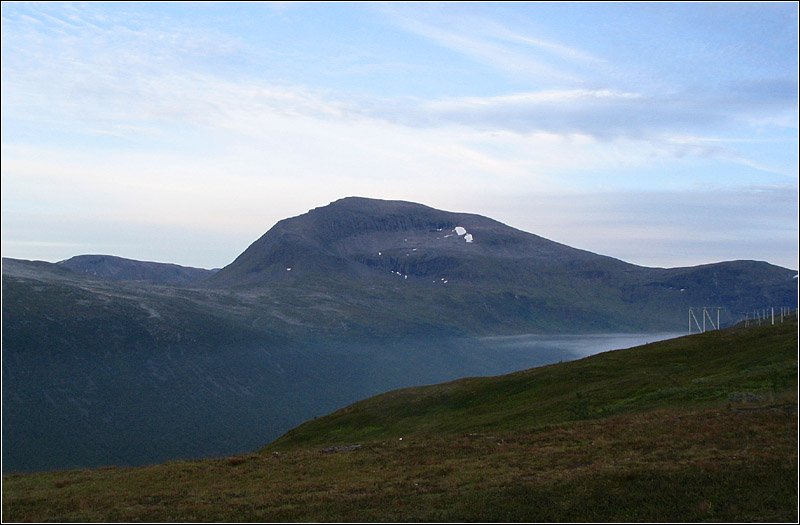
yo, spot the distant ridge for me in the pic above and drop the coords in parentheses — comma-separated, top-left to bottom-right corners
(57, 254, 217, 285)
(3, 196, 796, 333)
(204, 196, 796, 332)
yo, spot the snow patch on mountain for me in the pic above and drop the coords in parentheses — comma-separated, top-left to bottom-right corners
(454, 226, 474, 243)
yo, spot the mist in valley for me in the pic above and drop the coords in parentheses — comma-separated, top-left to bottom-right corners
(3, 330, 684, 473)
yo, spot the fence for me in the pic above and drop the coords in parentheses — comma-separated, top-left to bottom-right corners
(688, 306, 798, 333)
(740, 307, 798, 328)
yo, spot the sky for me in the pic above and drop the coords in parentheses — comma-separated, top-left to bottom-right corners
(1, 2, 798, 270)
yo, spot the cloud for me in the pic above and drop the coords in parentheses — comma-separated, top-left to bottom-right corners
(2, 3, 797, 269)
(4, 3, 794, 176)
(374, 84, 798, 140)
(374, 6, 798, 159)
(0, 12, 680, 190)
(662, 135, 795, 178)
(476, 20, 605, 67)
(383, 9, 594, 86)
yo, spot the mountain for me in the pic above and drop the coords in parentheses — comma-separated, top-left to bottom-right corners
(3, 320, 796, 522)
(1, 197, 797, 473)
(57, 254, 217, 285)
(207, 196, 614, 288)
(206, 196, 796, 333)
(5, 256, 625, 473)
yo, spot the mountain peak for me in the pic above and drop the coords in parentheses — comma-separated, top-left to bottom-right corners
(206, 197, 597, 289)
(311, 196, 440, 216)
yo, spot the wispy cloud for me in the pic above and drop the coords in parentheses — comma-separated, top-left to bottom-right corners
(383, 9, 594, 85)
(663, 135, 794, 177)
(2, 3, 797, 268)
(373, 6, 797, 174)
(4, 3, 794, 174)
(380, 6, 645, 92)
(379, 84, 798, 138)
(480, 22, 604, 67)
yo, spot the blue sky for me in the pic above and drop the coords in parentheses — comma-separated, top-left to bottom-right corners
(2, 2, 797, 269)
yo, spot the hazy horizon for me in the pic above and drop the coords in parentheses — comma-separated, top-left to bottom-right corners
(2, 194, 798, 273)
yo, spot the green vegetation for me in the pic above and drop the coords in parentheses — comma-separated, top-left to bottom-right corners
(270, 319, 797, 449)
(3, 320, 797, 522)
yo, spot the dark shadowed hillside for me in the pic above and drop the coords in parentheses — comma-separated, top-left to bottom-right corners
(6, 257, 664, 473)
(57, 254, 217, 285)
(206, 197, 796, 332)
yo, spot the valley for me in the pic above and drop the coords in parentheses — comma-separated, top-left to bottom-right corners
(3, 320, 796, 522)
(2, 197, 797, 474)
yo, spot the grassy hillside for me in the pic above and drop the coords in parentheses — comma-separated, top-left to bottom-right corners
(3, 321, 797, 522)
(270, 319, 798, 449)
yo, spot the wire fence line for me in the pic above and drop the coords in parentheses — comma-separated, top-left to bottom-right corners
(738, 306, 798, 329)
(688, 306, 798, 333)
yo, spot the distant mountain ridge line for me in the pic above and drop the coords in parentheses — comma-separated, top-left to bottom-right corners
(198, 197, 795, 334)
(4, 196, 795, 283)
(53, 254, 218, 286)
(2, 196, 796, 334)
